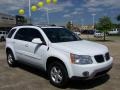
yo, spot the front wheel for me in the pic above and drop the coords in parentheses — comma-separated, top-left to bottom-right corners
(48, 62, 69, 88)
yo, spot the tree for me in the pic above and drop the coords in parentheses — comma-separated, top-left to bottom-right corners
(95, 16, 113, 41)
(117, 15, 120, 21)
(16, 15, 28, 25)
(23, 18, 28, 24)
(66, 21, 73, 30)
(116, 15, 120, 28)
(113, 24, 120, 29)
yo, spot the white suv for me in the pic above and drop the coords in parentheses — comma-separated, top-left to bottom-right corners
(0, 31, 7, 41)
(108, 29, 119, 35)
(6, 26, 113, 87)
(94, 30, 104, 38)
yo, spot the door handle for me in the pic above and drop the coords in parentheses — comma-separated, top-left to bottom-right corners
(25, 44, 29, 47)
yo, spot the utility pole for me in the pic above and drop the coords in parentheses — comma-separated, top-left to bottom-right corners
(46, 8, 50, 25)
(92, 13, 96, 30)
(29, 0, 31, 24)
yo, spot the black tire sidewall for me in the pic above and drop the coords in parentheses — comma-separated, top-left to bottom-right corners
(48, 62, 69, 88)
(7, 51, 16, 67)
(1, 37, 4, 41)
(0, 38, 2, 42)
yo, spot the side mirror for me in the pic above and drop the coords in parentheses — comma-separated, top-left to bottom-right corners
(32, 38, 42, 44)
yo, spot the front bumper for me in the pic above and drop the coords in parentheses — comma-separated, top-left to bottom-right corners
(70, 57, 113, 79)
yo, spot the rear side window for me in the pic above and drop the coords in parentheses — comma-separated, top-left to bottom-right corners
(14, 28, 45, 42)
(14, 29, 25, 41)
(7, 29, 16, 38)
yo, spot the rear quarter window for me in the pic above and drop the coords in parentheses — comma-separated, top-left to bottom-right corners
(7, 29, 16, 38)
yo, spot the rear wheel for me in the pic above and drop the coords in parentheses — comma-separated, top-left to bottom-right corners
(1, 37, 4, 41)
(48, 61, 69, 88)
(0, 38, 2, 42)
(7, 51, 16, 67)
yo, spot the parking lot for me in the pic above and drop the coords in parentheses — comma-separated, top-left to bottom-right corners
(0, 35, 120, 90)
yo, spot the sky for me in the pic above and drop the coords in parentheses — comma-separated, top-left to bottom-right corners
(0, 0, 120, 25)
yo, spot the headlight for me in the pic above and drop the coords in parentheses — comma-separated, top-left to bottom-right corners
(70, 54, 93, 64)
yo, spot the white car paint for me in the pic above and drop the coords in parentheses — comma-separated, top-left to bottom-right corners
(108, 29, 119, 35)
(74, 32, 81, 35)
(51, 40, 108, 56)
(94, 30, 104, 37)
(6, 26, 113, 79)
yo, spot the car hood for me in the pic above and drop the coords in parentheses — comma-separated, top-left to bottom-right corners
(51, 40, 108, 56)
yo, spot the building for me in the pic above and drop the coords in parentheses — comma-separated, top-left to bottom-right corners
(0, 13, 27, 31)
(76, 25, 95, 34)
(78, 25, 94, 30)
(0, 13, 16, 30)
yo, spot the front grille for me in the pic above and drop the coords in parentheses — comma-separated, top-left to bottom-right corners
(94, 55, 104, 63)
(105, 52, 110, 61)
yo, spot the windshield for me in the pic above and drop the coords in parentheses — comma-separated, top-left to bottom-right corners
(95, 31, 101, 33)
(42, 28, 81, 43)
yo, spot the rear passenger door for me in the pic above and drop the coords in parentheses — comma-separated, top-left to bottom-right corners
(14, 28, 30, 61)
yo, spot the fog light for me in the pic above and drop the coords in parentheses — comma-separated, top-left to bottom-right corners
(83, 71, 89, 77)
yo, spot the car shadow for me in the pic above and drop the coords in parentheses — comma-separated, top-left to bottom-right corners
(17, 63, 110, 89)
(67, 74, 110, 89)
(17, 62, 49, 80)
(93, 40, 115, 42)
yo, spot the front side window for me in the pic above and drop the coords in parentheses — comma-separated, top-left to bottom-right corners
(14, 28, 45, 42)
(42, 28, 81, 43)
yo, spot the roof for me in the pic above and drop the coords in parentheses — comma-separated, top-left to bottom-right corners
(12, 25, 63, 29)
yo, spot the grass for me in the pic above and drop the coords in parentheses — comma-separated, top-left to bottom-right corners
(108, 35, 120, 41)
(81, 35, 120, 42)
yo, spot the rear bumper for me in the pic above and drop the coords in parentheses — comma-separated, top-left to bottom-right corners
(70, 57, 113, 79)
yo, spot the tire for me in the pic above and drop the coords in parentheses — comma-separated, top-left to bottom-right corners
(7, 51, 16, 67)
(1, 37, 4, 42)
(48, 61, 69, 88)
(0, 38, 2, 42)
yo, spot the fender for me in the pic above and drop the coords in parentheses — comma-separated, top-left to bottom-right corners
(6, 45, 18, 61)
(45, 47, 73, 78)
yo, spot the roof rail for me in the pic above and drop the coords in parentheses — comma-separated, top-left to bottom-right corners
(36, 24, 57, 27)
(15, 24, 34, 26)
